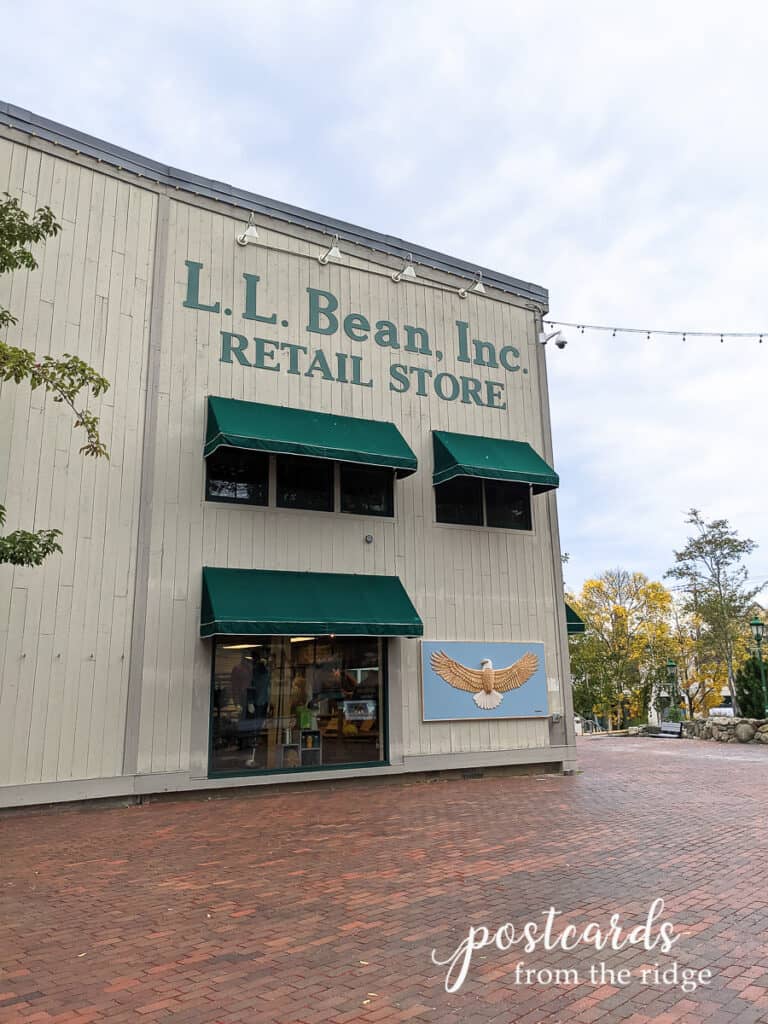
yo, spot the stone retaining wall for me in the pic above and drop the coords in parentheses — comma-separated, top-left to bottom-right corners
(682, 717, 768, 744)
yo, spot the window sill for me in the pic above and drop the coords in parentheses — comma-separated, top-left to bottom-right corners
(432, 520, 536, 537)
(203, 498, 398, 525)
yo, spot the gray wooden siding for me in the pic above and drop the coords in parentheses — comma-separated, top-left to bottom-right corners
(0, 139, 156, 786)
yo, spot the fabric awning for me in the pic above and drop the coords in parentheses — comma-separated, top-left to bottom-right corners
(201, 566, 423, 638)
(565, 602, 586, 635)
(432, 430, 559, 492)
(205, 396, 417, 477)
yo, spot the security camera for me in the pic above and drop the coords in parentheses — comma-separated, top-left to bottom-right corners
(538, 328, 567, 348)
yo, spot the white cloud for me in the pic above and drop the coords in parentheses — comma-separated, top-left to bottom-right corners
(2, 0, 767, 591)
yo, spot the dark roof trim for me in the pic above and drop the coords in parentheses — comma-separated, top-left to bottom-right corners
(0, 101, 548, 308)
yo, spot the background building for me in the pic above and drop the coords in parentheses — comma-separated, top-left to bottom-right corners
(0, 103, 576, 807)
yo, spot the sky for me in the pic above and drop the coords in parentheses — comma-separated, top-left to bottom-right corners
(2, 0, 767, 595)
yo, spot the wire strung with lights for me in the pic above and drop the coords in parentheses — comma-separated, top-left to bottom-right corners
(543, 319, 766, 344)
(232, 215, 768, 331)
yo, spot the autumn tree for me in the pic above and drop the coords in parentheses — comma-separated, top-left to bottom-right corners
(666, 510, 762, 714)
(670, 602, 729, 718)
(0, 193, 109, 565)
(568, 569, 674, 728)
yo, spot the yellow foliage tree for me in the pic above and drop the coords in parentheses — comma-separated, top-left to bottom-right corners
(568, 569, 675, 728)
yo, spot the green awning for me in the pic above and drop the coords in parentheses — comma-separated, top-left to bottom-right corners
(201, 566, 423, 638)
(566, 602, 586, 635)
(432, 431, 559, 492)
(205, 396, 417, 477)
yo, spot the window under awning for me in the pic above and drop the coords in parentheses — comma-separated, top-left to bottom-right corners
(205, 396, 418, 477)
(200, 567, 424, 638)
(432, 430, 559, 492)
(565, 602, 586, 635)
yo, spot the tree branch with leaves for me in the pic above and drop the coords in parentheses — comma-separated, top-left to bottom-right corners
(0, 192, 109, 566)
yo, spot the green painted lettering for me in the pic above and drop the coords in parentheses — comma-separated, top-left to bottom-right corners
(455, 321, 472, 364)
(409, 366, 433, 396)
(460, 376, 484, 405)
(375, 320, 400, 349)
(220, 331, 250, 366)
(343, 313, 370, 342)
(403, 324, 432, 355)
(242, 273, 277, 324)
(280, 342, 308, 375)
(485, 380, 507, 409)
(434, 371, 460, 401)
(499, 345, 520, 372)
(336, 352, 349, 383)
(305, 349, 335, 380)
(350, 355, 373, 388)
(253, 338, 280, 372)
(389, 364, 410, 392)
(472, 339, 498, 368)
(183, 260, 220, 312)
(306, 288, 339, 335)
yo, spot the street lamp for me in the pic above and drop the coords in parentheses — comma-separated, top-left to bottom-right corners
(749, 616, 768, 717)
(666, 659, 678, 721)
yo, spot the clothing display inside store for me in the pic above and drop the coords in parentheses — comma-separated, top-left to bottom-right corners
(210, 636, 385, 774)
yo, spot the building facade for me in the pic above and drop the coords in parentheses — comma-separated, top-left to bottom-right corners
(0, 103, 576, 808)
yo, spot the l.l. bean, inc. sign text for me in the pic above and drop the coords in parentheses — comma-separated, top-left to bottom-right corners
(183, 260, 530, 409)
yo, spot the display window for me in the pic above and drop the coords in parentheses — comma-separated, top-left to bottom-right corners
(435, 477, 532, 530)
(276, 455, 334, 511)
(205, 448, 269, 505)
(209, 636, 386, 774)
(204, 451, 396, 518)
(340, 464, 394, 517)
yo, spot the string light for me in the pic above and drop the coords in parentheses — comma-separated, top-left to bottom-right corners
(543, 319, 767, 343)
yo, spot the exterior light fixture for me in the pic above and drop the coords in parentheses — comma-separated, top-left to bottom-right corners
(751, 615, 765, 645)
(318, 235, 343, 265)
(458, 273, 486, 298)
(392, 253, 417, 282)
(236, 212, 259, 246)
(750, 615, 768, 715)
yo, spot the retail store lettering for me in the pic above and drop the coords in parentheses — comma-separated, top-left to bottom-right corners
(183, 260, 528, 409)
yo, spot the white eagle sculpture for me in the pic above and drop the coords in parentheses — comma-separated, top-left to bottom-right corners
(430, 650, 539, 710)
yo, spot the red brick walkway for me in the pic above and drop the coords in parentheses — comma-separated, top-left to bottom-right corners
(2, 738, 768, 1023)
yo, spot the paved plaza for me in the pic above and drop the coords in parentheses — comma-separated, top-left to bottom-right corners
(2, 738, 768, 1024)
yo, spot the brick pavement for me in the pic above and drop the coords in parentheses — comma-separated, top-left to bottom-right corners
(2, 738, 768, 1024)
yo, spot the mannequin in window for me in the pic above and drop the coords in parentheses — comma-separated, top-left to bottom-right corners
(230, 656, 252, 711)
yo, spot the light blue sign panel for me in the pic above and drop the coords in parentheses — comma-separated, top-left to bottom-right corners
(422, 640, 548, 721)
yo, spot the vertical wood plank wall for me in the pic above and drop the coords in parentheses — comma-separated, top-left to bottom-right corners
(135, 201, 562, 775)
(0, 132, 569, 792)
(0, 139, 156, 786)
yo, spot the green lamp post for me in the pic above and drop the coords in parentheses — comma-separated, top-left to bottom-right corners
(666, 658, 678, 719)
(749, 616, 768, 717)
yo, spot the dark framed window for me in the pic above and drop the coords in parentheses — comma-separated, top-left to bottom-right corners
(276, 455, 334, 511)
(435, 477, 483, 525)
(204, 452, 399, 518)
(206, 448, 269, 505)
(210, 635, 386, 775)
(340, 465, 394, 517)
(435, 476, 532, 530)
(485, 481, 532, 530)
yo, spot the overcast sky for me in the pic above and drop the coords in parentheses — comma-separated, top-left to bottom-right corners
(2, 1, 767, 595)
